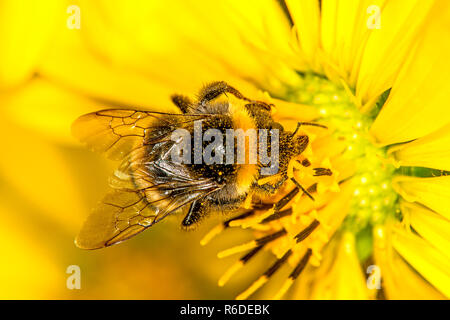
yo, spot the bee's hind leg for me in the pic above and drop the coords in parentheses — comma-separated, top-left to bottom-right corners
(181, 200, 206, 228)
(171, 94, 195, 113)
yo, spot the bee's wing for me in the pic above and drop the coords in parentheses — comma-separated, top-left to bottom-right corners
(77, 142, 220, 249)
(76, 181, 219, 249)
(75, 189, 152, 249)
(73, 108, 218, 249)
(72, 109, 208, 160)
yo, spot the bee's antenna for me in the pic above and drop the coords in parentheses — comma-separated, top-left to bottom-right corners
(290, 177, 315, 201)
(290, 121, 327, 138)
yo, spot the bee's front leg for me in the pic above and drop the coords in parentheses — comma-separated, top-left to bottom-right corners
(198, 81, 272, 110)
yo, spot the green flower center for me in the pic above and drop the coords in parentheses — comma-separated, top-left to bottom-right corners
(282, 73, 399, 259)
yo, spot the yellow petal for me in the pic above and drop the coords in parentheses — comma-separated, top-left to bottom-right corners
(401, 201, 450, 260)
(356, 0, 435, 103)
(0, 0, 63, 88)
(393, 176, 450, 220)
(1, 78, 105, 144)
(296, 233, 373, 299)
(272, 99, 320, 123)
(223, 0, 294, 60)
(319, 0, 338, 63)
(39, 41, 176, 110)
(389, 123, 450, 171)
(339, 0, 386, 84)
(39, 2, 272, 110)
(392, 226, 450, 298)
(373, 224, 445, 299)
(320, 0, 387, 84)
(77, 0, 232, 89)
(285, 0, 320, 68)
(371, 1, 450, 145)
(76, 0, 294, 96)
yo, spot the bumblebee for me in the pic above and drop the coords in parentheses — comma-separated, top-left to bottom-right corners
(73, 81, 323, 249)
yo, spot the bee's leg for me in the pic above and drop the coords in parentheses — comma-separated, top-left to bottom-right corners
(272, 186, 300, 213)
(198, 81, 273, 110)
(244, 102, 272, 113)
(290, 177, 315, 201)
(256, 175, 288, 194)
(291, 134, 309, 155)
(171, 94, 194, 113)
(198, 81, 243, 104)
(181, 200, 205, 228)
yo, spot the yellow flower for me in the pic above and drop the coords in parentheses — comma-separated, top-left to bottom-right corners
(1, 0, 449, 300)
(194, 0, 450, 299)
(294, 232, 374, 300)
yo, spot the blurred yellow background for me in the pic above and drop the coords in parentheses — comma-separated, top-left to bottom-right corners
(4, 0, 448, 300)
(0, 0, 268, 299)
